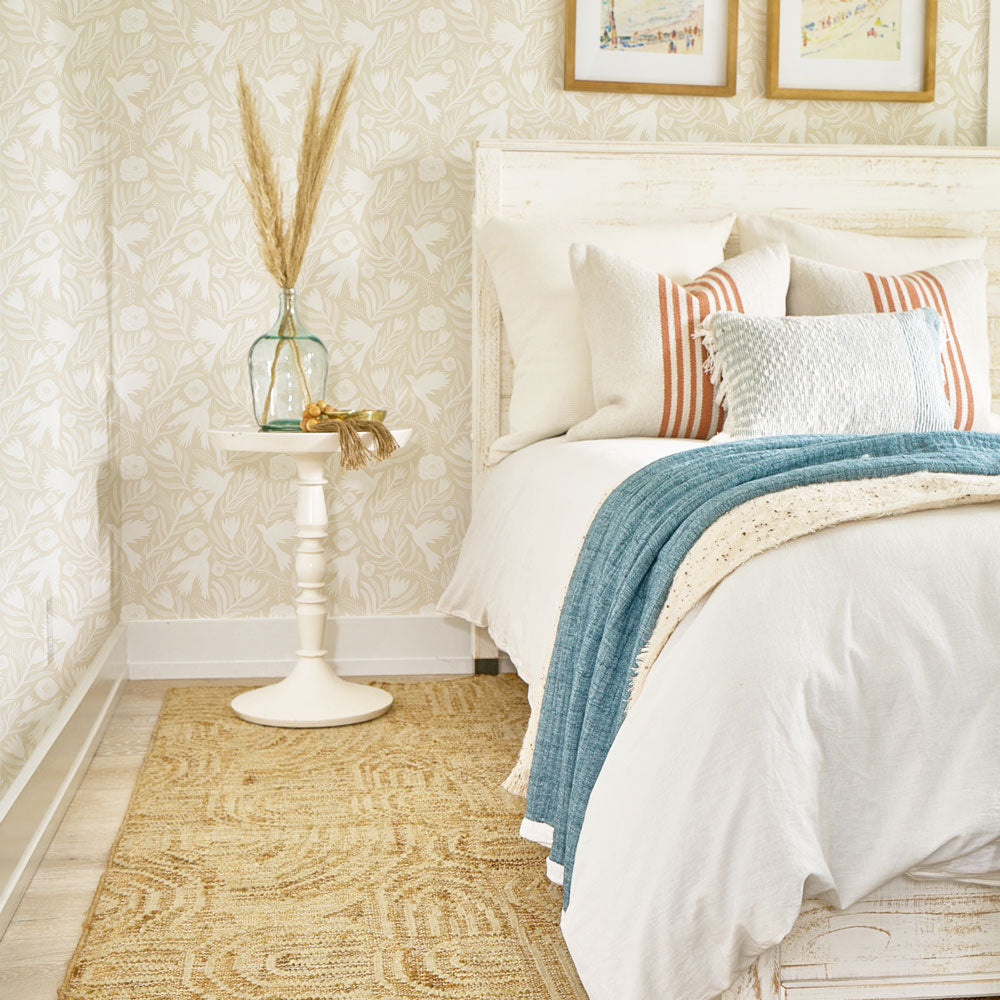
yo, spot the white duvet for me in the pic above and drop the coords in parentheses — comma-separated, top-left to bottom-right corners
(439, 434, 1000, 1000)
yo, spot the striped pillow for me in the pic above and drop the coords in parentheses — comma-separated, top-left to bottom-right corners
(567, 242, 790, 441)
(788, 256, 991, 432)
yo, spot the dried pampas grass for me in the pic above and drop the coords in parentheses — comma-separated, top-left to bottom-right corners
(236, 67, 289, 288)
(288, 58, 357, 285)
(237, 54, 358, 417)
(236, 53, 358, 292)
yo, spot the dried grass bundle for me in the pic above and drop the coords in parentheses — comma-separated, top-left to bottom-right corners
(236, 67, 289, 288)
(287, 57, 357, 285)
(237, 54, 358, 419)
(237, 53, 358, 291)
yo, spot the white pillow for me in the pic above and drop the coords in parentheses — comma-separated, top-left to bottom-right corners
(566, 242, 790, 442)
(701, 309, 953, 438)
(477, 215, 735, 463)
(738, 215, 986, 272)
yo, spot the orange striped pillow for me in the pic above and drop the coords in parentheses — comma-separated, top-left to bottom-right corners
(567, 243, 790, 441)
(864, 271, 973, 430)
(788, 256, 991, 432)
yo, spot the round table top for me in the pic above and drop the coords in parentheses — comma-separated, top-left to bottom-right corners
(210, 427, 413, 455)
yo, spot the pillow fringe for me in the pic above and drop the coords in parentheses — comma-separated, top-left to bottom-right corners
(696, 314, 728, 412)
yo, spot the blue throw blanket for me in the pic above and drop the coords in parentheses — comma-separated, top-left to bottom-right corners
(524, 432, 1000, 905)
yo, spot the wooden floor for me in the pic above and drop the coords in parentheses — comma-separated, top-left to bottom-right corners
(0, 676, 453, 1000)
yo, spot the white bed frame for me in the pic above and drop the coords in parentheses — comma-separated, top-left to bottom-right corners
(471, 140, 1000, 999)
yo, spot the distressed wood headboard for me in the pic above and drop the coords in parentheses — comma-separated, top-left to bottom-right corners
(471, 140, 1000, 499)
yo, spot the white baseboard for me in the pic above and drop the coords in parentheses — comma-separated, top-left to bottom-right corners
(126, 613, 474, 679)
(0, 613, 480, 931)
(0, 625, 127, 937)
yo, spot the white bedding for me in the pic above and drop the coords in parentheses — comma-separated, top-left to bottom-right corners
(442, 436, 705, 687)
(439, 432, 1000, 1000)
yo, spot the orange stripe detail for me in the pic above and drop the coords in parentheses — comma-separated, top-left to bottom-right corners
(657, 274, 672, 438)
(654, 265, 750, 441)
(865, 272, 884, 311)
(699, 270, 743, 440)
(685, 271, 743, 438)
(690, 290, 711, 322)
(691, 273, 729, 313)
(713, 267, 744, 313)
(670, 279, 686, 437)
(682, 296, 700, 440)
(686, 279, 720, 312)
(880, 276, 898, 310)
(693, 300, 717, 441)
(919, 270, 974, 430)
(703, 275, 730, 313)
(900, 275, 924, 310)
(900, 276, 960, 419)
(689, 290, 715, 440)
(910, 272, 957, 418)
(891, 275, 910, 310)
(712, 271, 734, 311)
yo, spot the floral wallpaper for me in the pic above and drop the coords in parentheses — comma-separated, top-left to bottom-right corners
(0, 0, 991, 798)
(112, 0, 988, 626)
(0, 1, 118, 797)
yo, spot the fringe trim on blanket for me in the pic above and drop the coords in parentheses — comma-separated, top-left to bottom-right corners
(501, 660, 541, 793)
(509, 471, 1000, 797)
(503, 749, 532, 796)
(627, 472, 1000, 711)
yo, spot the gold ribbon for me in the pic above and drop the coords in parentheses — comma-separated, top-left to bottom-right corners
(301, 402, 398, 472)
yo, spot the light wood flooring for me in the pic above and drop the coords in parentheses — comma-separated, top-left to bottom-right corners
(0, 676, 454, 1000)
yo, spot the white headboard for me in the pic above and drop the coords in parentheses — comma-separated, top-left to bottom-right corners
(471, 140, 1000, 495)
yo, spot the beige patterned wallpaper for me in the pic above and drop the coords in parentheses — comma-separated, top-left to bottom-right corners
(1, 1, 118, 796)
(0, 0, 990, 797)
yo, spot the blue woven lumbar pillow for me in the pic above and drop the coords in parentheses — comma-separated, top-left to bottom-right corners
(701, 307, 953, 438)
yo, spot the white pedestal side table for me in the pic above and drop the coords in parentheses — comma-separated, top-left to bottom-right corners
(209, 426, 412, 728)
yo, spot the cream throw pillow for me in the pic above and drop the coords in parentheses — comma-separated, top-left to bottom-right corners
(788, 256, 991, 431)
(738, 215, 986, 272)
(701, 309, 953, 439)
(477, 215, 735, 463)
(566, 242, 790, 441)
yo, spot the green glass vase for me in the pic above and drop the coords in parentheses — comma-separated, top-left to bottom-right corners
(248, 288, 328, 431)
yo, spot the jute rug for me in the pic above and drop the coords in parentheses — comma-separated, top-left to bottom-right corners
(59, 677, 587, 999)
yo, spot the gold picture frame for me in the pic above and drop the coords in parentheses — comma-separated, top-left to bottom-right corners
(766, 0, 936, 101)
(564, 0, 739, 97)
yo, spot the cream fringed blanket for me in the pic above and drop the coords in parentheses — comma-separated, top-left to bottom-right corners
(504, 470, 1000, 796)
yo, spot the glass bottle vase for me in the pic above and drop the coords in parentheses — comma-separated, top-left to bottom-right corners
(248, 288, 329, 431)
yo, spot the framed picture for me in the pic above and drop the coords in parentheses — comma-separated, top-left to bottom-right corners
(766, 0, 936, 100)
(564, 0, 739, 96)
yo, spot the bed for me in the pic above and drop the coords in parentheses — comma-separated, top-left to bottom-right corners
(447, 141, 1000, 1000)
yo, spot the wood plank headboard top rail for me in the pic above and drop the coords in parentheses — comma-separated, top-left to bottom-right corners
(471, 140, 1000, 498)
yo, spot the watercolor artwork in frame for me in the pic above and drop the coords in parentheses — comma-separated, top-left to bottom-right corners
(766, 0, 936, 100)
(565, 0, 739, 96)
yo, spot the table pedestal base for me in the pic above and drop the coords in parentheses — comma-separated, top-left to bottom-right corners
(210, 428, 411, 730)
(230, 659, 393, 728)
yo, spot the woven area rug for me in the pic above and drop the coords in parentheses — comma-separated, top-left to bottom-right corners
(60, 677, 586, 999)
